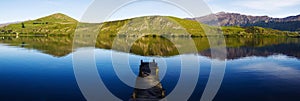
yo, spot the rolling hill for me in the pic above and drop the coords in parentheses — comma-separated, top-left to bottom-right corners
(0, 13, 299, 37)
(0, 13, 78, 36)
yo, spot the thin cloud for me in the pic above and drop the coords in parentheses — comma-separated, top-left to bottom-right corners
(203, 0, 212, 2)
(45, 0, 62, 6)
(242, 62, 300, 80)
(235, 0, 300, 11)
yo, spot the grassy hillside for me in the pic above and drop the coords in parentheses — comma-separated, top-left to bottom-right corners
(0, 13, 77, 36)
(0, 13, 299, 37)
(222, 26, 300, 37)
(98, 16, 299, 37)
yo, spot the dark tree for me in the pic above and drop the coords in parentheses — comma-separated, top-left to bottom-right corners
(21, 23, 25, 28)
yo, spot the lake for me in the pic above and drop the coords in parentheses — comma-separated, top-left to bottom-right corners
(0, 36, 300, 101)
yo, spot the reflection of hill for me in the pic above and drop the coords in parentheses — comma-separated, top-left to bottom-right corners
(101, 37, 180, 56)
(0, 36, 73, 57)
(200, 43, 300, 60)
(1, 36, 300, 60)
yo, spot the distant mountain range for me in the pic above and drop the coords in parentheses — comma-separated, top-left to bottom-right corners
(190, 12, 300, 32)
(0, 21, 22, 27)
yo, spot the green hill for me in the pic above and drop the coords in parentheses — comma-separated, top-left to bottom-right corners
(0, 13, 77, 36)
(97, 16, 206, 37)
(0, 13, 299, 37)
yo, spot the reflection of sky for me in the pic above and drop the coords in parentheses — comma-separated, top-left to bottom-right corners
(0, 44, 82, 100)
(1, 43, 300, 100)
(0, 44, 73, 73)
(228, 55, 300, 80)
(242, 62, 300, 79)
(0, 44, 69, 67)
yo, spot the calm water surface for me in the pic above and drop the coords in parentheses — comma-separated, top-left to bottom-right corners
(0, 37, 300, 101)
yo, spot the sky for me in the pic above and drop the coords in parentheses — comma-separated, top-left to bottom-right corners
(1, 0, 300, 23)
(0, 0, 91, 23)
(206, 0, 300, 18)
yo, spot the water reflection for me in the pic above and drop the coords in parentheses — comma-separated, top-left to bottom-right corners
(0, 42, 300, 101)
(199, 42, 300, 60)
(130, 60, 166, 101)
(0, 36, 73, 57)
(1, 36, 300, 60)
(241, 60, 300, 80)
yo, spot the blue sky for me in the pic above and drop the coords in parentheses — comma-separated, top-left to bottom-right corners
(206, 0, 300, 18)
(0, 0, 91, 23)
(1, 0, 300, 23)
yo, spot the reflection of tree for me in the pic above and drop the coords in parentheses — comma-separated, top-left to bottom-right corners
(130, 60, 166, 101)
